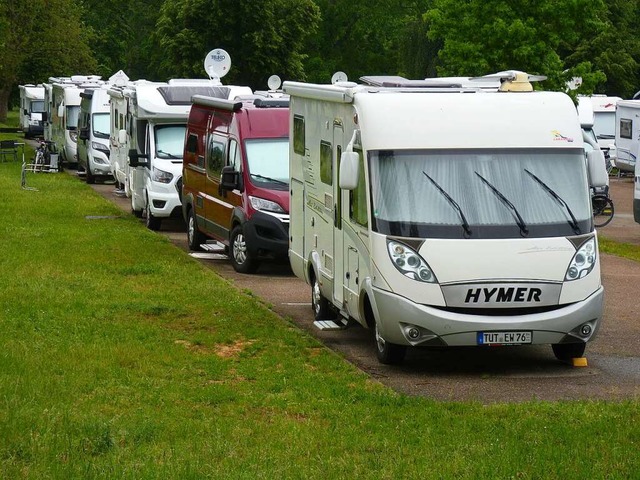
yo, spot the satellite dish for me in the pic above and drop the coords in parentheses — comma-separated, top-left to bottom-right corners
(331, 71, 349, 84)
(204, 49, 231, 80)
(267, 75, 282, 91)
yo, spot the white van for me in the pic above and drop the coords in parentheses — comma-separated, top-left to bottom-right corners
(108, 79, 252, 230)
(46, 75, 104, 168)
(614, 100, 640, 175)
(284, 72, 607, 364)
(77, 71, 129, 183)
(18, 84, 45, 138)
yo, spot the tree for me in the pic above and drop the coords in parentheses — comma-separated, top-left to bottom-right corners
(425, 0, 609, 93)
(0, 0, 96, 121)
(152, 0, 321, 88)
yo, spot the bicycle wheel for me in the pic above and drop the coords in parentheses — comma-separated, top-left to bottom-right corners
(592, 195, 614, 227)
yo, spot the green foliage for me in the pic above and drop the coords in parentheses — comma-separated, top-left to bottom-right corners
(153, 0, 321, 87)
(425, 0, 609, 92)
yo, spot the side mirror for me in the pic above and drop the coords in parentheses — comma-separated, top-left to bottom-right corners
(118, 129, 127, 144)
(608, 145, 617, 161)
(220, 165, 242, 192)
(23, 109, 28, 115)
(41, 112, 48, 122)
(79, 128, 89, 141)
(57, 105, 64, 118)
(339, 151, 360, 190)
(128, 149, 149, 168)
(587, 150, 608, 188)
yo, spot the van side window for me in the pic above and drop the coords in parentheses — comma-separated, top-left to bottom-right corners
(293, 115, 305, 155)
(620, 119, 632, 139)
(320, 141, 332, 185)
(229, 139, 241, 171)
(349, 148, 368, 227)
(207, 135, 226, 178)
(186, 133, 198, 154)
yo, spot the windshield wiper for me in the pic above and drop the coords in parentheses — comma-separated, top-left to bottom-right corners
(422, 171, 472, 237)
(157, 150, 181, 159)
(524, 169, 581, 234)
(474, 172, 528, 237)
(250, 173, 288, 186)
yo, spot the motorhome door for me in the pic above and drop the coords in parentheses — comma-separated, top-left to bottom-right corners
(333, 121, 345, 307)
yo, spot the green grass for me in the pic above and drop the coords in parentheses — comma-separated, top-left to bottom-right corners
(599, 235, 640, 262)
(0, 114, 639, 478)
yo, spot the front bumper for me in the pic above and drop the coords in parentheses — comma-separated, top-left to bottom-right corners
(372, 285, 604, 347)
(244, 211, 289, 259)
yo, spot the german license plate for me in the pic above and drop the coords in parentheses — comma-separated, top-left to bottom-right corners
(477, 331, 532, 345)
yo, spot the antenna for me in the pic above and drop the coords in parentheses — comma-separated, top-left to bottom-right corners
(267, 75, 282, 91)
(331, 71, 349, 84)
(204, 49, 232, 84)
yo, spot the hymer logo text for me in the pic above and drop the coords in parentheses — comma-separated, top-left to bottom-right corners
(465, 287, 542, 304)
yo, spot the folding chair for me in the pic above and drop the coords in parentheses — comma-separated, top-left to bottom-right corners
(0, 140, 19, 162)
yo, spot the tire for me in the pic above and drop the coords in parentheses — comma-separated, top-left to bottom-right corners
(375, 321, 407, 365)
(229, 225, 259, 273)
(592, 195, 614, 228)
(311, 274, 335, 321)
(552, 342, 586, 362)
(144, 191, 162, 231)
(187, 207, 206, 251)
(85, 164, 96, 184)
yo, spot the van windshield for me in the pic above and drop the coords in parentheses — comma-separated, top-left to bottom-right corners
(154, 125, 185, 160)
(92, 113, 110, 138)
(369, 148, 592, 239)
(245, 138, 289, 189)
(66, 106, 80, 129)
(593, 112, 615, 139)
(31, 101, 45, 113)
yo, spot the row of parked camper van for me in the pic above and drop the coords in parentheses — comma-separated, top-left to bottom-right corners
(19, 65, 613, 364)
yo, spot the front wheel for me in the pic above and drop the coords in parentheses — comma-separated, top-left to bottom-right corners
(144, 191, 162, 231)
(311, 275, 335, 321)
(187, 207, 206, 251)
(552, 342, 586, 362)
(375, 321, 407, 365)
(230, 225, 259, 273)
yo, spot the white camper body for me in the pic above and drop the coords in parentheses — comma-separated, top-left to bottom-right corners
(18, 84, 45, 138)
(108, 79, 252, 230)
(615, 100, 640, 176)
(45, 75, 104, 167)
(588, 95, 622, 167)
(284, 77, 604, 364)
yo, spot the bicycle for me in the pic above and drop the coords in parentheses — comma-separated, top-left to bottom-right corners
(591, 187, 614, 228)
(32, 140, 57, 172)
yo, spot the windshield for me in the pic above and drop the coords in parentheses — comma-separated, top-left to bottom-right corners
(66, 106, 80, 129)
(92, 113, 110, 138)
(593, 112, 615, 138)
(245, 138, 289, 189)
(31, 101, 45, 113)
(154, 125, 185, 160)
(369, 148, 592, 239)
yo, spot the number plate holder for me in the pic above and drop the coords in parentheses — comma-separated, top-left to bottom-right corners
(477, 331, 532, 346)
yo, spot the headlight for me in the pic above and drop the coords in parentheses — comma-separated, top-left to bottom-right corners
(387, 240, 437, 283)
(249, 196, 285, 213)
(152, 167, 173, 184)
(70, 131, 78, 143)
(91, 142, 110, 154)
(565, 237, 596, 281)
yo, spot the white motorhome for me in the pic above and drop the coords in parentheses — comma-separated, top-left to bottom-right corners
(614, 100, 640, 175)
(77, 71, 129, 183)
(108, 78, 252, 230)
(284, 72, 607, 364)
(588, 94, 622, 164)
(18, 84, 45, 138)
(46, 75, 104, 168)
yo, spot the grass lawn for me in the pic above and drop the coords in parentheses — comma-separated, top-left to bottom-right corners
(0, 113, 639, 478)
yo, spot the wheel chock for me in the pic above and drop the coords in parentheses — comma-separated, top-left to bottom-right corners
(572, 357, 588, 367)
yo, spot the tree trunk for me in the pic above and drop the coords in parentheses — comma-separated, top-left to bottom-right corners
(0, 87, 9, 123)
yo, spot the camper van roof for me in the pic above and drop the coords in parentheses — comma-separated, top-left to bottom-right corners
(158, 85, 236, 105)
(360, 76, 463, 89)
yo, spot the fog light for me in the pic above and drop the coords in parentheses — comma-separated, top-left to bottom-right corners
(581, 324, 592, 336)
(408, 327, 420, 340)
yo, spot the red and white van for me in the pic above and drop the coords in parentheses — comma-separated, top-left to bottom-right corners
(181, 94, 290, 273)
